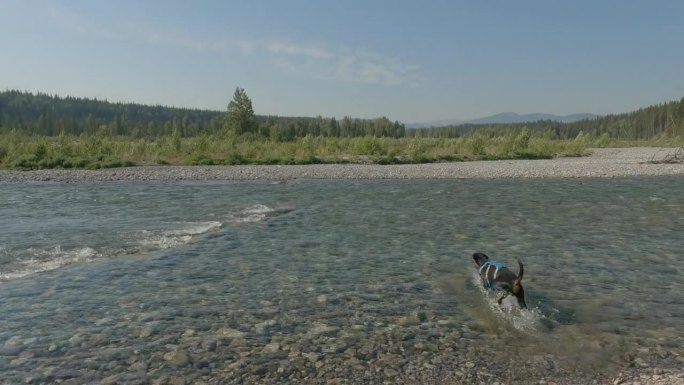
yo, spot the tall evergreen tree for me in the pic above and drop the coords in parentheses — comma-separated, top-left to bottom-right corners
(226, 87, 256, 136)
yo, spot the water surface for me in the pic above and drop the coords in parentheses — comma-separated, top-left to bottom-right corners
(1, 178, 682, 384)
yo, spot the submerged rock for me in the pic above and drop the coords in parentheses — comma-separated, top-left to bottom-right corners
(308, 323, 340, 337)
(163, 351, 190, 367)
(217, 327, 245, 339)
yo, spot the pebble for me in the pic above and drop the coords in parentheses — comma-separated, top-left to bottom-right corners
(218, 327, 245, 339)
(308, 323, 340, 337)
(262, 342, 281, 354)
(164, 351, 190, 367)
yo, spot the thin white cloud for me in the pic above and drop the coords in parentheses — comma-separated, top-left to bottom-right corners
(266, 42, 333, 60)
(120, 23, 212, 52)
(47, 3, 120, 40)
(265, 41, 420, 86)
(235, 39, 257, 55)
(45, 4, 419, 86)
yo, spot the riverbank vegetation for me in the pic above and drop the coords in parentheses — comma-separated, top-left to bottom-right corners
(1, 89, 683, 169)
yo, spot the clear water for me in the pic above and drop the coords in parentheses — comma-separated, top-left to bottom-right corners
(1, 178, 683, 384)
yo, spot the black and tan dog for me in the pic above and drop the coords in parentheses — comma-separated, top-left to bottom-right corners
(472, 252, 527, 309)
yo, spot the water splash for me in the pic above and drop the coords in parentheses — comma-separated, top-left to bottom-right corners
(469, 270, 552, 334)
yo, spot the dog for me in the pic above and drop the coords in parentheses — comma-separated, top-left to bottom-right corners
(472, 252, 527, 309)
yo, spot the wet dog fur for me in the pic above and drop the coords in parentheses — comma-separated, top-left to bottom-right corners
(472, 252, 527, 309)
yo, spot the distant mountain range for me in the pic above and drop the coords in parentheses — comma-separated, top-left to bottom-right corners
(407, 112, 599, 128)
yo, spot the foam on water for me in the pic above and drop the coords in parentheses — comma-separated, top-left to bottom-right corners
(136, 221, 222, 249)
(163, 221, 223, 236)
(137, 232, 194, 249)
(0, 246, 98, 280)
(233, 204, 277, 223)
(0, 221, 222, 281)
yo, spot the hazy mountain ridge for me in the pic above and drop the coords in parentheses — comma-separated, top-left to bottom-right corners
(408, 112, 599, 128)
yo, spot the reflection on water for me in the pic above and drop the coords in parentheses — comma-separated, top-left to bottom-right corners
(1, 178, 683, 384)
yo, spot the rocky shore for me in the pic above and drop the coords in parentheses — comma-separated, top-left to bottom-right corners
(1, 147, 683, 183)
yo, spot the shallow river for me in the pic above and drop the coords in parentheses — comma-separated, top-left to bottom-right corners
(1, 178, 682, 384)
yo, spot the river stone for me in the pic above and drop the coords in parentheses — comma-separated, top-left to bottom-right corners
(302, 352, 320, 363)
(255, 319, 277, 334)
(67, 333, 85, 347)
(0, 344, 24, 356)
(308, 323, 339, 336)
(4, 336, 23, 345)
(201, 337, 218, 352)
(164, 351, 190, 367)
(634, 357, 649, 367)
(218, 328, 245, 339)
(262, 342, 281, 354)
(322, 341, 348, 354)
(397, 314, 420, 327)
(9, 355, 31, 367)
(140, 325, 158, 338)
(129, 361, 148, 372)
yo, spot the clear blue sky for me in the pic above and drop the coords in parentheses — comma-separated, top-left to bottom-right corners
(1, 0, 683, 123)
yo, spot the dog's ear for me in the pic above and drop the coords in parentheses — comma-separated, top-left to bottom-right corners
(472, 252, 489, 266)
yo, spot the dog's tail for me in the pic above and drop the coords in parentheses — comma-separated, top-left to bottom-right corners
(513, 260, 524, 292)
(516, 260, 524, 281)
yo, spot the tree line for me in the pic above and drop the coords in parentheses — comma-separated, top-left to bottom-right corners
(407, 97, 684, 140)
(1, 89, 682, 141)
(0, 90, 405, 140)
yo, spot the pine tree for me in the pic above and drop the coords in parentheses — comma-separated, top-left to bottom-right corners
(226, 87, 256, 136)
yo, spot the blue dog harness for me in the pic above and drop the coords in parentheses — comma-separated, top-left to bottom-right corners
(479, 260, 506, 289)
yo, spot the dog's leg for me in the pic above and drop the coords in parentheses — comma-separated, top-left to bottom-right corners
(496, 292, 509, 306)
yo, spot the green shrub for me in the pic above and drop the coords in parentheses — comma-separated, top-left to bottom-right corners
(224, 153, 246, 165)
(189, 154, 219, 165)
(467, 134, 488, 155)
(356, 136, 387, 156)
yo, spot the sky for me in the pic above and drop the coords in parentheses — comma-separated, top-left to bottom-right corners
(1, 0, 684, 123)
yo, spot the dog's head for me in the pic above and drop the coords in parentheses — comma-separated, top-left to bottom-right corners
(472, 252, 489, 267)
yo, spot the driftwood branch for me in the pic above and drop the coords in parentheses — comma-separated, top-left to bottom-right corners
(646, 147, 684, 164)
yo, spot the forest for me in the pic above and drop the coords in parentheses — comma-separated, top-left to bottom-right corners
(0, 89, 682, 170)
(0, 90, 404, 140)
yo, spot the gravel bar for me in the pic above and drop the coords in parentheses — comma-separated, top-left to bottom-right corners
(1, 147, 683, 183)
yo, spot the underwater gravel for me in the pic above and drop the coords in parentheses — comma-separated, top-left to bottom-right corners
(1, 147, 683, 183)
(2, 308, 682, 385)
